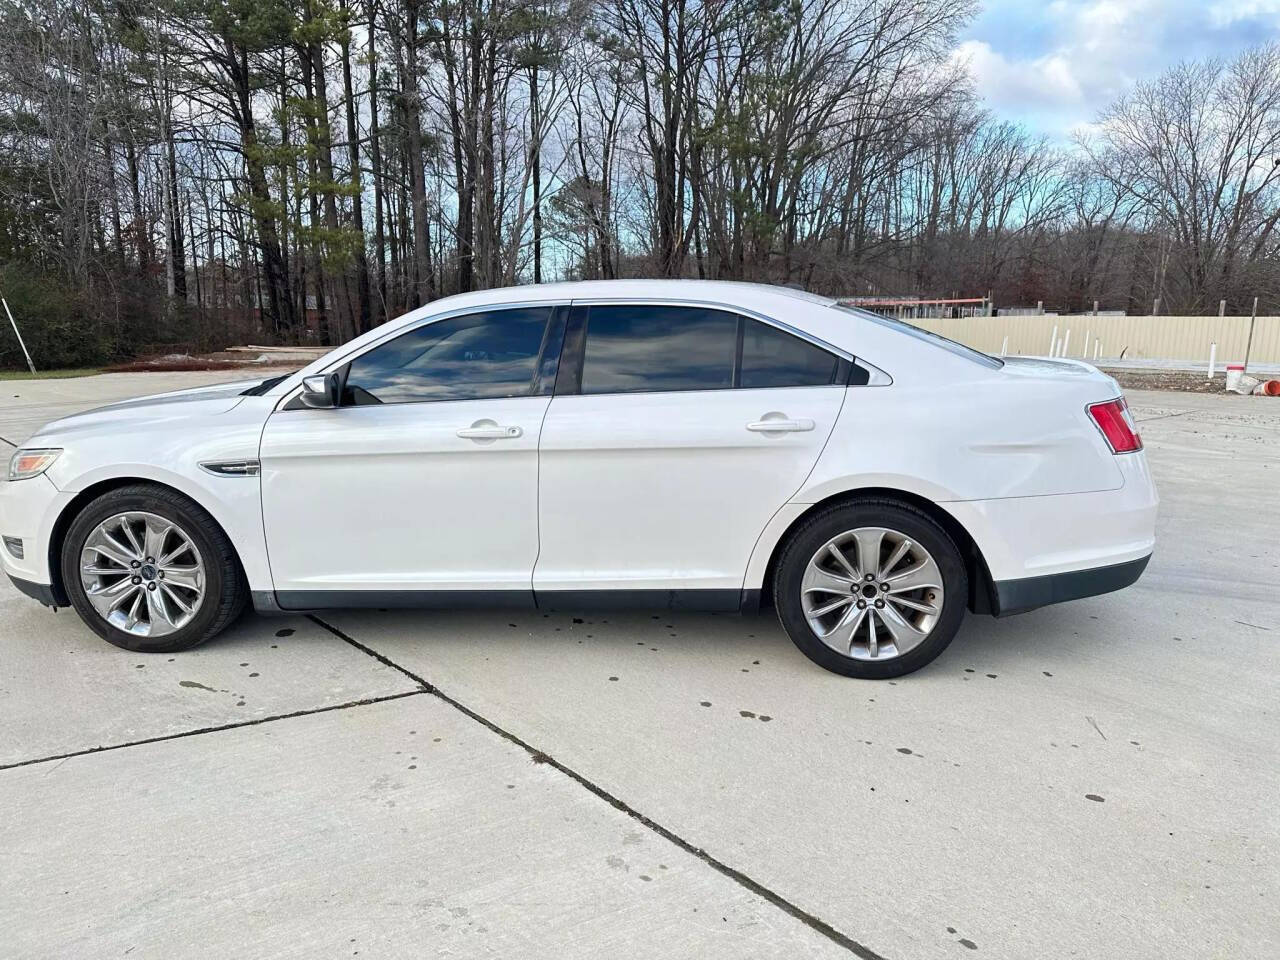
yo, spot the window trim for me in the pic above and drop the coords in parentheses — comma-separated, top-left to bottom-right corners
(556, 298, 852, 398)
(277, 302, 569, 411)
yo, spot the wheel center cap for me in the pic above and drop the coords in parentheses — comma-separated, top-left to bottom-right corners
(861, 584, 878, 599)
(140, 564, 157, 581)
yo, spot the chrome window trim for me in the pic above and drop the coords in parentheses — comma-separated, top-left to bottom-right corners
(275, 295, 874, 410)
(853, 359, 893, 386)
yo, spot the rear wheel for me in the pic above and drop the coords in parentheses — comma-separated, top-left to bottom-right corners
(61, 484, 246, 653)
(774, 499, 968, 678)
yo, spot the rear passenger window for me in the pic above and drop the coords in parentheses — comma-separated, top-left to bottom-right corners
(572, 304, 846, 395)
(580, 305, 738, 394)
(740, 319, 842, 388)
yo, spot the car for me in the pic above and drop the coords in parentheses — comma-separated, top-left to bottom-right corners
(1, 280, 1157, 678)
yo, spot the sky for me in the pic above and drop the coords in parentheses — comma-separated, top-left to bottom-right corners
(953, 0, 1280, 142)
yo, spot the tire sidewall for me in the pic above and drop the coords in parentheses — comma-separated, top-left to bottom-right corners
(61, 488, 232, 653)
(775, 502, 968, 679)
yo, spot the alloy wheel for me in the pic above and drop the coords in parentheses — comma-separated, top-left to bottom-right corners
(78, 511, 206, 638)
(800, 526, 945, 660)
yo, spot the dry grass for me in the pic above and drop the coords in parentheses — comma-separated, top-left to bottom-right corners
(0, 368, 102, 380)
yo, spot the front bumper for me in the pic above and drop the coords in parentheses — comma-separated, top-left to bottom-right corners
(992, 554, 1150, 616)
(6, 573, 61, 607)
(0, 473, 63, 590)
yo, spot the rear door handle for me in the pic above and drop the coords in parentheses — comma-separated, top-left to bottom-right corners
(746, 418, 814, 433)
(457, 421, 523, 440)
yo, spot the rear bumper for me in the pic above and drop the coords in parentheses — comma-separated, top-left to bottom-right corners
(992, 554, 1150, 616)
(942, 451, 1157, 584)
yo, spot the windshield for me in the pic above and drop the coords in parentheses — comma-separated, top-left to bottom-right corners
(834, 305, 1003, 369)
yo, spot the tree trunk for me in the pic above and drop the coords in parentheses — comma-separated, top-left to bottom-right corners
(340, 0, 373, 333)
(398, 0, 434, 305)
(365, 0, 387, 323)
(226, 38, 296, 335)
(529, 63, 541, 283)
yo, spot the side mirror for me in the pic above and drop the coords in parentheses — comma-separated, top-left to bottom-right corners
(300, 372, 341, 409)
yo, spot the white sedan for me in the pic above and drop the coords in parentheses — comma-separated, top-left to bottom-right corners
(1, 281, 1156, 678)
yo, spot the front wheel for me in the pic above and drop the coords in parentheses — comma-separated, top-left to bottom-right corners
(61, 484, 247, 653)
(774, 500, 968, 679)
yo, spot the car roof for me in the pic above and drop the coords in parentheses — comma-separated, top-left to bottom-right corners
(416, 279, 838, 312)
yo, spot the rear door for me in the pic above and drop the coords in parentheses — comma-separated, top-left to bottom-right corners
(533, 302, 848, 606)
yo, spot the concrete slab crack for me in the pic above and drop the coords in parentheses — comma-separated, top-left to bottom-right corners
(308, 614, 889, 960)
(0, 689, 426, 772)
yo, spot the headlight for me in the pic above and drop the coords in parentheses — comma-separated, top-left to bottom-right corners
(7, 448, 61, 481)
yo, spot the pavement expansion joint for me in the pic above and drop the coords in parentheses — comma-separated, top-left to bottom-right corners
(309, 613, 890, 960)
(0, 689, 427, 772)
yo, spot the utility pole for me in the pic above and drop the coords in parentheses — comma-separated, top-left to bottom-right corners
(2, 296, 37, 374)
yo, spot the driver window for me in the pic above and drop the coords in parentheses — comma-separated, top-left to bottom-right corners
(342, 307, 553, 405)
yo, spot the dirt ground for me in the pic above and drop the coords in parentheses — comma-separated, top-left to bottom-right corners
(1101, 367, 1273, 394)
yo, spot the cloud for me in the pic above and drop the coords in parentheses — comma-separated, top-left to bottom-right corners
(956, 0, 1280, 140)
(951, 40, 1084, 112)
(1206, 1, 1280, 28)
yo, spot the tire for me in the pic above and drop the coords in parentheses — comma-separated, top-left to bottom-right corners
(773, 499, 968, 679)
(61, 483, 247, 653)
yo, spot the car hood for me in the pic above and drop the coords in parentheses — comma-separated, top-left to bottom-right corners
(28, 379, 261, 443)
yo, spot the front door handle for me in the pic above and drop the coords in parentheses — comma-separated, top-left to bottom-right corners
(457, 420, 523, 440)
(746, 417, 814, 433)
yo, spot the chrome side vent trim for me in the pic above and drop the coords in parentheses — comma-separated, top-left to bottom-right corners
(199, 459, 261, 477)
(852, 359, 893, 386)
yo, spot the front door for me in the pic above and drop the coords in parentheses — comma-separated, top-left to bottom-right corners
(534, 302, 848, 606)
(260, 304, 564, 606)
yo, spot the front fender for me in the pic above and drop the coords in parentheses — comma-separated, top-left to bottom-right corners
(40, 401, 275, 592)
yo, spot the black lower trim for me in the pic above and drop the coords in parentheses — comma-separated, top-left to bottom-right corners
(6, 574, 61, 609)
(275, 589, 536, 612)
(537, 589, 742, 612)
(993, 554, 1150, 616)
(251, 590, 287, 615)
(264, 587, 750, 614)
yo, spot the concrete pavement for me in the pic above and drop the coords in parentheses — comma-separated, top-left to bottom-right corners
(2, 372, 1277, 958)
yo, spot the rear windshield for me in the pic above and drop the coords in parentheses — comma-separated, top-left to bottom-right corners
(834, 305, 1003, 369)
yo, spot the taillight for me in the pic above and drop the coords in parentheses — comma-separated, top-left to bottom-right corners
(1088, 398, 1143, 453)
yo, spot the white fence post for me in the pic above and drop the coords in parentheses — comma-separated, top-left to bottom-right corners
(1062, 329, 1071, 357)
(1000, 335, 1009, 357)
(1244, 297, 1259, 373)
(1208, 341, 1217, 378)
(1083, 329, 1091, 359)
(1049, 325, 1058, 357)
